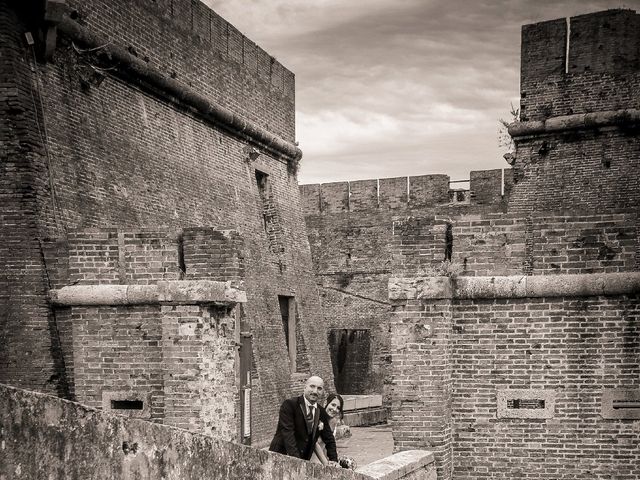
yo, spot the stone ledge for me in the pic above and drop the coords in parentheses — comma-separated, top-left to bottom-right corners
(343, 395, 383, 411)
(356, 450, 436, 480)
(389, 272, 640, 301)
(508, 109, 640, 138)
(49, 281, 246, 306)
(343, 408, 387, 427)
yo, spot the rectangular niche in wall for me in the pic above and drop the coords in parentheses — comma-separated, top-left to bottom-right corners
(102, 391, 151, 418)
(497, 389, 555, 419)
(601, 389, 640, 420)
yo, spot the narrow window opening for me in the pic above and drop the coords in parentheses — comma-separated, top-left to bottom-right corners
(444, 223, 453, 261)
(177, 232, 186, 279)
(111, 399, 144, 410)
(278, 295, 297, 371)
(255, 170, 269, 234)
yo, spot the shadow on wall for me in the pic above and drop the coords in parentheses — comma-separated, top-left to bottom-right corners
(328, 329, 371, 394)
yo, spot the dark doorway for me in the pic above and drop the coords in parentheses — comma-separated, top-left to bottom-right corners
(328, 329, 371, 394)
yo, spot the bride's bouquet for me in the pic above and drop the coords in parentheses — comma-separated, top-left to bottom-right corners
(338, 455, 357, 470)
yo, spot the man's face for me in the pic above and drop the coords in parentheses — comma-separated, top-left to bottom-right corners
(303, 376, 324, 404)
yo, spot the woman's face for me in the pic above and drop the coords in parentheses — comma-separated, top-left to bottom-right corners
(326, 398, 341, 418)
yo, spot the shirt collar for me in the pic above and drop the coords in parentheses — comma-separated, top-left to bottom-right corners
(303, 396, 317, 413)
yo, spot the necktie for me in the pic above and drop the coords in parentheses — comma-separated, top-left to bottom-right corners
(306, 405, 314, 432)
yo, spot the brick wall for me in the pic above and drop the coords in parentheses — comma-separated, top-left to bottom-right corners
(520, 10, 640, 122)
(161, 304, 238, 439)
(391, 212, 638, 277)
(302, 171, 512, 215)
(450, 295, 639, 479)
(63, 0, 295, 141)
(0, 0, 330, 447)
(509, 9, 640, 213)
(71, 305, 165, 416)
(0, 1, 67, 398)
(390, 298, 453, 480)
(391, 291, 640, 479)
(53, 228, 241, 440)
(389, 208, 640, 479)
(302, 172, 512, 407)
(509, 130, 640, 213)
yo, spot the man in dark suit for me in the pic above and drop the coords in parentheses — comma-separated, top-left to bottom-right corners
(269, 375, 338, 462)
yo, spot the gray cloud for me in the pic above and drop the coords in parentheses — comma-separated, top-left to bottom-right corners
(208, 0, 638, 183)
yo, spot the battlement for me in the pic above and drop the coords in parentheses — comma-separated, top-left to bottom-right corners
(300, 169, 513, 215)
(42, 227, 245, 290)
(520, 9, 640, 121)
(522, 9, 640, 80)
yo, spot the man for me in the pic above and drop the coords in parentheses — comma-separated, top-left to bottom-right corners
(269, 375, 338, 462)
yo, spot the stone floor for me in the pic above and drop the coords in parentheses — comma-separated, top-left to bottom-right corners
(336, 424, 394, 467)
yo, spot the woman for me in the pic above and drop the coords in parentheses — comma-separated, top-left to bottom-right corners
(314, 393, 344, 466)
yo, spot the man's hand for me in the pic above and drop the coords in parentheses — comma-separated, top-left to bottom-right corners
(327, 461, 340, 468)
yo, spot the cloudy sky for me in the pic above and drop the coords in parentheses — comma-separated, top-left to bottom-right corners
(207, 0, 637, 185)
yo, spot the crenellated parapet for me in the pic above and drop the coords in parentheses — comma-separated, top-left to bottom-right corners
(300, 169, 513, 215)
(508, 9, 640, 214)
(519, 9, 640, 122)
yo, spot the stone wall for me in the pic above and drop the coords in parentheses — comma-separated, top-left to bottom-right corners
(0, 384, 360, 480)
(0, 383, 437, 480)
(0, 0, 329, 446)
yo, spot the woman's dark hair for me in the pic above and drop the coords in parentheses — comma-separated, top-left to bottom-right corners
(325, 393, 344, 419)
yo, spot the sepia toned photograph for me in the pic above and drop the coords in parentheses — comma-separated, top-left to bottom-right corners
(1, 0, 639, 478)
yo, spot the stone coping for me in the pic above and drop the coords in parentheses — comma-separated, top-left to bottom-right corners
(356, 450, 435, 480)
(49, 280, 246, 306)
(389, 272, 640, 301)
(508, 109, 640, 138)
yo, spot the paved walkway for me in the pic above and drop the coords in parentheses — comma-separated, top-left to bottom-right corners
(336, 424, 394, 467)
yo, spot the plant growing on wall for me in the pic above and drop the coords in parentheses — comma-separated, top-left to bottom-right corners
(498, 102, 520, 165)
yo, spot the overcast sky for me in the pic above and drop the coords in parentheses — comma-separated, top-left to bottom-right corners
(207, 0, 638, 185)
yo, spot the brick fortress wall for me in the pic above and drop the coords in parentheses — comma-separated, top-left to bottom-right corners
(509, 9, 640, 213)
(0, 0, 331, 446)
(387, 9, 640, 480)
(47, 227, 243, 440)
(389, 213, 639, 479)
(301, 170, 513, 406)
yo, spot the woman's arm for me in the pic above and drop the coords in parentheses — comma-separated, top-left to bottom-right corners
(314, 438, 329, 465)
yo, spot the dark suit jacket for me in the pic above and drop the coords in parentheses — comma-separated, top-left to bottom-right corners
(268, 395, 338, 461)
